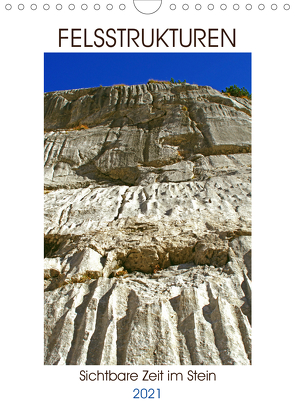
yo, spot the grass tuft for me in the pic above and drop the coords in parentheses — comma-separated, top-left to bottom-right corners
(147, 79, 171, 85)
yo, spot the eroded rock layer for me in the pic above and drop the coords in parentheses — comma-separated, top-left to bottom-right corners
(44, 82, 251, 365)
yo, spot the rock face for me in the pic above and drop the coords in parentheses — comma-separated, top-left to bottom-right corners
(44, 82, 251, 365)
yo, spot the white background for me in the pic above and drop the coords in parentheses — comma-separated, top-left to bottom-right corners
(1, 2, 294, 416)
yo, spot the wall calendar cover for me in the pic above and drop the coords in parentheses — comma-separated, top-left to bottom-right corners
(1, 1, 293, 415)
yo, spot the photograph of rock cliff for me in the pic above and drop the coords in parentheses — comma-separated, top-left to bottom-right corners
(44, 53, 251, 365)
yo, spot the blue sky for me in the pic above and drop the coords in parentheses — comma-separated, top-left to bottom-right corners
(44, 52, 251, 94)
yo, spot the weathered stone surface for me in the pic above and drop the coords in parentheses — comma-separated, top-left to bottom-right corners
(44, 83, 251, 188)
(44, 82, 251, 365)
(44, 157, 251, 236)
(44, 260, 251, 365)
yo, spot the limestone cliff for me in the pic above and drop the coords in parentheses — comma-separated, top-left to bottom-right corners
(44, 82, 251, 365)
